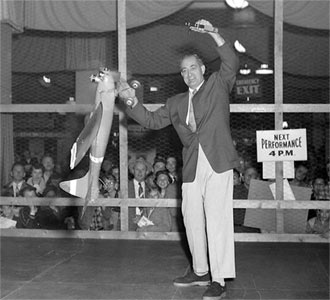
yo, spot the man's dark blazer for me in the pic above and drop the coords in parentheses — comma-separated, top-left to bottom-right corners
(127, 43, 240, 183)
(128, 179, 150, 231)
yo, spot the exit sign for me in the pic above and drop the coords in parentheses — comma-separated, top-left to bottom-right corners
(235, 78, 262, 98)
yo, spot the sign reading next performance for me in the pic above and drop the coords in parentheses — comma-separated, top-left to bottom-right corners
(256, 129, 307, 162)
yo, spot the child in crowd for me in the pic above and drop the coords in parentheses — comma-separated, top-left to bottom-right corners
(306, 209, 330, 239)
(99, 174, 121, 230)
(27, 163, 46, 196)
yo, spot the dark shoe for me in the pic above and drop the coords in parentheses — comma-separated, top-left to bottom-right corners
(173, 270, 210, 287)
(203, 282, 226, 300)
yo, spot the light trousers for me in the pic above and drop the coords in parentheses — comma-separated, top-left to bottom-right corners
(182, 144, 235, 280)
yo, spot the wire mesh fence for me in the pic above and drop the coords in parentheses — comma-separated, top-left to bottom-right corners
(1, 2, 329, 236)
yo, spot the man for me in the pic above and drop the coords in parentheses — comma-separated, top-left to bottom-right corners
(128, 157, 151, 231)
(119, 19, 239, 300)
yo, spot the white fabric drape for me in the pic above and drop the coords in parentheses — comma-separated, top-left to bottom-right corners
(3, 0, 192, 32)
(2, 1, 328, 32)
(249, 0, 329, 30)
(12, 24, 329, 77)
(65, 36, 107, 71)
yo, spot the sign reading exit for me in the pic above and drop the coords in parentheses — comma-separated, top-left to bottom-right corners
(235, 78, 262, 98)
(256, 129, 307, 162)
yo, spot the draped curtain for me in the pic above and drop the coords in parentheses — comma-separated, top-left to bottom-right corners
(248, 0, 329, 30)
(11, 23, 329, 78)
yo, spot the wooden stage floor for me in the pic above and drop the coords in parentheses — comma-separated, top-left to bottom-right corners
(1, 237, 329, 299)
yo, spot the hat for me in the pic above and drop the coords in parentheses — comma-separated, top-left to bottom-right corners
(128, 156, 152, 174)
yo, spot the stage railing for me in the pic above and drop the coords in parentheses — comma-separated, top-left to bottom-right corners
(1, 196, 329, 243)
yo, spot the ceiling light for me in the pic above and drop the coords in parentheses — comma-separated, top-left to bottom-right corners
(225, 0, 249, 9)
(234, 40, 246, 53)
(38, 75, 52, 87)
(239, 64, 251, 75)
(255, 64, 273, 75)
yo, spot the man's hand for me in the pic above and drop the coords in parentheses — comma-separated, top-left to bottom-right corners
(117, 79, 138, 107)
(190, 19, 225, 47)
(189, 19, 216, 34)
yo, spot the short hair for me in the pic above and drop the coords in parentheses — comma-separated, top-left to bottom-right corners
(154, 170, 173, 185)
(19, 185, 37, 197)
(11, 162, 25, 171)
(43, 185, 60, 197)
(32, 162, 45, 173)
(180, 53, 204, 68)
(101, 173, 117, 184)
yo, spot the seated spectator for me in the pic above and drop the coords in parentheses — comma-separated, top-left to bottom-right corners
(111, 165, 120, 184)
(153, 154, 167, 174)
(308, 176, 326, 220)
(100, 158, 113, 178)
(166, 155, 182, 197)
(154, 169, 184, 232)
(128, 156, 152, 231)
(144, 154, 167, 192)
(20, 149, 32, 179)
(26, 162, 46, 196)
(99, 174, 121, 230)
(289, 162, 310, 188)
(16, 185, 67, 230)
(145, 172, 158, 190)
(41, 154, 62, 187)
(306, 208, 330, 239)
(233, 168, 241, 186)
(2, 162, 30, 197)
(16, 185, 39, 229)
(166, 155, 182, 185)
(42, 185, 69, 229)
(233, 166, 261, 233)
(136, 188, 172, 232)
(1, 162, 31, 221)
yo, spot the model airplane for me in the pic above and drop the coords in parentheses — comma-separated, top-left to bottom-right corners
(60, 68, 118, 216)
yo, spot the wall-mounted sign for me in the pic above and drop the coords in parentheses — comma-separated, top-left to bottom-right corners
(256, 129, 307, 162)
(235, 78, 262, 98)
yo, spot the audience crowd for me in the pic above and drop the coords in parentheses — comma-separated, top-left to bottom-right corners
(1, 150, 329, 238)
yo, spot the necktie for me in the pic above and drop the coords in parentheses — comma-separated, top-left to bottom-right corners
(187, 89, 197, 132)
(14, 183, 20, 197)
(138, 182, 144, 198)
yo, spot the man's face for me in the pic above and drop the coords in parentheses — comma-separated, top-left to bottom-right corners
(153, 162, 166, 174)
(180, 56, 205, 89)
(313, 178, 325, 195)
(32, 168, 43, 180)
(295, 166, 308, 182)
(243, 168, 259, 188)
(12, 165, 25, 182)
(133, 162, 147, 182)
(166, 157, 177, 173)
(42, 157, 54, 172)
